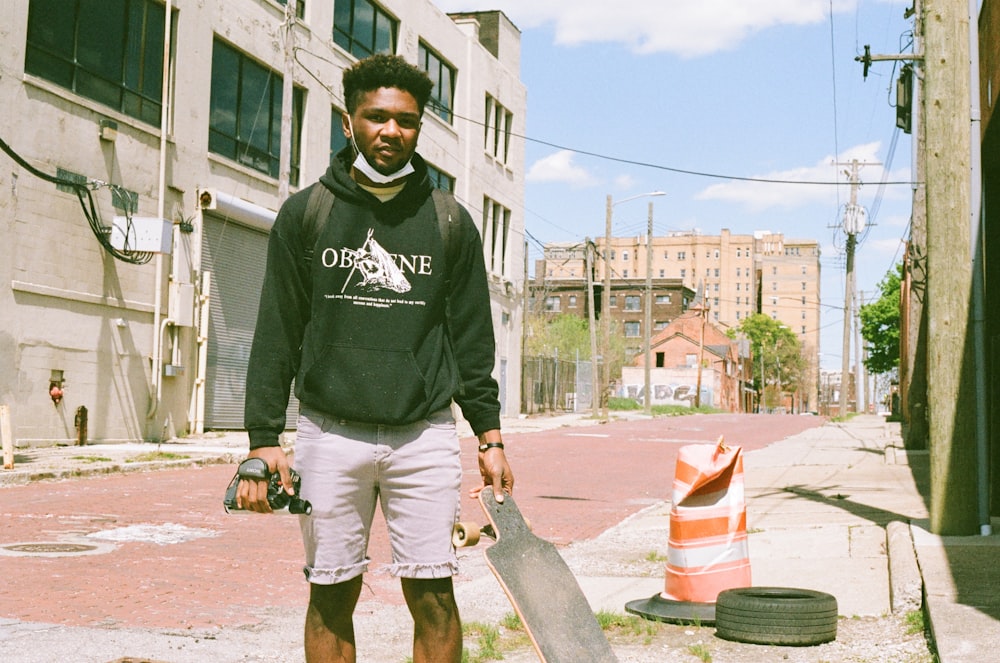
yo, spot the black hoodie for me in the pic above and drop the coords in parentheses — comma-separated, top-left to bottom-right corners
(244, 151, 501, 449)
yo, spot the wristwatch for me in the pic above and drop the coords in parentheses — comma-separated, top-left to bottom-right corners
(478, 441, 504, 452)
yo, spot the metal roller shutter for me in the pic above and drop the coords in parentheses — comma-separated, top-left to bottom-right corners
(202, 214, 298, 429)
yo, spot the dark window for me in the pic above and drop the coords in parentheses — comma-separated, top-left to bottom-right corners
(418, 42, 455, 123)
(330, 107, 349, 161)
(276, 0, 305, 19)
(334, 0, 397, 59)
(624, 295, 641, 311)
(426, 163, 455, 193)
(209, 39, 303, 184)
(25, 0, 168, 126)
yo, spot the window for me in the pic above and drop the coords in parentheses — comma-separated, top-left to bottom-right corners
(484, 94, 513, 164)
(659, 269, 665, 277)
(678, 251, 686, 260)
(772, 266, 778, 275)
(210, 40, 303, 183)
(426, 163, 455, 192)
(624, 321, 641, 338)
(418, 41, 455, 123)
(714, 268, 719, 277)
(334, 0, 397, 59)
(802, 265, 807, 274)
(568, 295, 578, 308)
(622, 251, 629, 261)
(545, 296, 561, 312)
(802, 282, 807, 291)
(714, 250, 720, 259)
(481, 196, 511, 276)
(736, 268, 741, 277)
(330, 107, 349, 160)
(624, 295, 640, 311)
(663, 251, 669, 259)
(276, 0, 305, 19)
(610, 295, 617, 307)
(736, 283, 741, 291)
(685, 353, 697, 367)
(656, 294, 671, 304)
(680, 269, 686, 278)
(25, 0, 169, 126)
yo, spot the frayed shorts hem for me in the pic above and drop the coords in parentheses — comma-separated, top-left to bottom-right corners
(303, 561, 369, 585)
(387, 560, 459, 579)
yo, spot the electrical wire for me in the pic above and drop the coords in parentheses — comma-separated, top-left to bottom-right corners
(0, 135, 152, 264)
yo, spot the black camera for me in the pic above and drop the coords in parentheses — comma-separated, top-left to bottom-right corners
(224, 458, 312, 515)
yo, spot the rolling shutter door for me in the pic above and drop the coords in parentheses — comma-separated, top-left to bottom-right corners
(202, 214, 299, 429)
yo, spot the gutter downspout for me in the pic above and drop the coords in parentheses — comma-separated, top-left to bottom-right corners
(968, 0, 991, 536)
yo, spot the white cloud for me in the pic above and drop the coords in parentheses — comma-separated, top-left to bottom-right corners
(434, 0, 857, 56)
(695, 142, 892, 211)
(527, 150, 598, 187)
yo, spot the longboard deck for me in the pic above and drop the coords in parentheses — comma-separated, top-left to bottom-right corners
(478, 490, 618, 663)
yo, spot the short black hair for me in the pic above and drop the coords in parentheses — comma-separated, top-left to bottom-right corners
(342, 54, 434, 115)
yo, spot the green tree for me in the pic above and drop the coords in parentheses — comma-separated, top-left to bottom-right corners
(860, 264, 902, 375)
(524, 314, 592, 359)
(730, 314, 805, 408)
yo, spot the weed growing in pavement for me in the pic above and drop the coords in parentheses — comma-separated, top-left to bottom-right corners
(457, 619, 529, 662)
(687, 642, 713, 662)
(499, 612, 522, 630)
(644, 550, 667, 563)
(126, 451, 190, 463)
(905, 609, 925, 635)
(69, 456, 112, 463)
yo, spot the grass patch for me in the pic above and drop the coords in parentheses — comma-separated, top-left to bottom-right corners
(126, 451, 191, 463)
(644, 550, 667, 563)
(607, 397, 724, 416)
(905, 609, 925, 635)
(69, 455, 113, 463)
(688, 642, 713, 662)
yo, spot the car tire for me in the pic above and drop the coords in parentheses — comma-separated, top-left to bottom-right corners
(714, 587, 838, 646)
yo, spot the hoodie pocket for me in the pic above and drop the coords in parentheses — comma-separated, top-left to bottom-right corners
(301, 344, 428, 424)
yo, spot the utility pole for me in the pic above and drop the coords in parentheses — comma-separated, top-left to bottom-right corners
(923, 0, 977, 535)
(601, 195, 613, 420)
(837, 159, 866, 418)
(586, 239, 599, 418)
(695, 298, 707, 408)
(856, 289, 867, 413)
(643, 202, 654, 415)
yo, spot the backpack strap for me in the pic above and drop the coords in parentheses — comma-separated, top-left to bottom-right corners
(431, 188, 462, 284)
(302, 183, 335, 268)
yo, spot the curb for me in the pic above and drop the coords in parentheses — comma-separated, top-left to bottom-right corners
(887, 520, 924, 614)
(0, 454, 239, 487)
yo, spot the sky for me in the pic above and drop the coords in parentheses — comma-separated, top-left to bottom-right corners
(435, 0, 917, 371)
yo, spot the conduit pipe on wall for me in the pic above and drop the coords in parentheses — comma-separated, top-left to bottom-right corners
(148, 0, 174, 425)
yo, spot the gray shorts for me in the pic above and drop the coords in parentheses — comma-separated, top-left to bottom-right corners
(294, 406, 462, 584)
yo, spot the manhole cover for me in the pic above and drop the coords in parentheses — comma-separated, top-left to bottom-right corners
(5, 543, 97, 553)
(0, 540, 115, 557)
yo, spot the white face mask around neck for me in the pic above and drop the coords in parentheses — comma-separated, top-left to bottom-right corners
(347, 117, 415, 184)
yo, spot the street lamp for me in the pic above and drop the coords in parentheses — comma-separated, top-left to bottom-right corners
(602, 191, 665, 420)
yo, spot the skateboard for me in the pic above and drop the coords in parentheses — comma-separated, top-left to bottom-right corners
(453, 490, 618, 663)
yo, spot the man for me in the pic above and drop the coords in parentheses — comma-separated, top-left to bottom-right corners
(237, 54, 514, 663)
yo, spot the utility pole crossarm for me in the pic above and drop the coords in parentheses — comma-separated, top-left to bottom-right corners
(856, 44, 924, 80)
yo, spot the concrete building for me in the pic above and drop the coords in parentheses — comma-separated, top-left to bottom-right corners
(0, 0, 526, 447)
(537, 228, 821, 411)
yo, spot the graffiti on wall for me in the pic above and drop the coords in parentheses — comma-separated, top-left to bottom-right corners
(620, 382, 713, 407)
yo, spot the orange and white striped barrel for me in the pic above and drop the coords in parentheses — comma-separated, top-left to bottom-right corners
(661, 437, 751, 603)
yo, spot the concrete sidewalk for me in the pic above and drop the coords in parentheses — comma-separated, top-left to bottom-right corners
(2, 413, 998, 662)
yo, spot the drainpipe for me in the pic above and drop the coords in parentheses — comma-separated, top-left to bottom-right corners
(148, 0, 173, 426)
(968, 0, 991, 536)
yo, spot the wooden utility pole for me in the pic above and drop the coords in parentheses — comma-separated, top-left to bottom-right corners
(923, 0, 977, 535)
(586, 239, 599, 417)
(601, 195, 612, 420)
(838, 160, 863, 418)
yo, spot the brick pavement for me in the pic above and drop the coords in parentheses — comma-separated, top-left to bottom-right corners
(0, 414, 823, 632)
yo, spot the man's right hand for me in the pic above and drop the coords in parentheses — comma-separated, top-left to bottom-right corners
(236, 446, 293, 513)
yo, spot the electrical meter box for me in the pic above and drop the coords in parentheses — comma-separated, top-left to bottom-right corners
(110, 216, 172, 254)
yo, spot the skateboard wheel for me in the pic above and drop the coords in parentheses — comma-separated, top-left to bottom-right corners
(452, 521, 481, 547)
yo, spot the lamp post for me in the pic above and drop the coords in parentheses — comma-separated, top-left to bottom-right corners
(601, 191, 665, 420)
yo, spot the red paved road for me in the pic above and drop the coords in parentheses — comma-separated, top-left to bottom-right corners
(0, 414, 821, 631)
